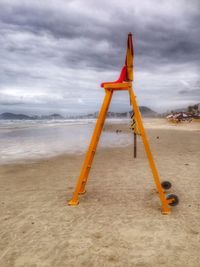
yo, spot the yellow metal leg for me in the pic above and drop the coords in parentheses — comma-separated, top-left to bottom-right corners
(68, 89, 113, 205)
(128, 86, 170, 214)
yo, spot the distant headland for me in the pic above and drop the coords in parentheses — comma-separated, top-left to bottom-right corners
(0, 106, 158, 120)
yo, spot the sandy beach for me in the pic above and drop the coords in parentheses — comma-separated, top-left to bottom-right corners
(0, 119, 200, 267)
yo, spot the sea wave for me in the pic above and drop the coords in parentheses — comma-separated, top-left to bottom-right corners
(0, 119, 132, 164)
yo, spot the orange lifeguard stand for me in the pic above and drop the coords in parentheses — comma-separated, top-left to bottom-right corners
(68, 33, 179, 214)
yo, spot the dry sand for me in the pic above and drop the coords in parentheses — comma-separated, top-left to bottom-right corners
(0, 119, 200, 267)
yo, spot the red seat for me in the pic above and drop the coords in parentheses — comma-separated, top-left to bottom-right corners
(101, 65, 127, 88)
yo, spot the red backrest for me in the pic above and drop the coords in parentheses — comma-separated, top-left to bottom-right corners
(117, 66, 127, 83)
(100, 66, 127, 87)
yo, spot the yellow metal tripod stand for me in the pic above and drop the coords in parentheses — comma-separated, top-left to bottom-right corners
(68, 33, 178, 214)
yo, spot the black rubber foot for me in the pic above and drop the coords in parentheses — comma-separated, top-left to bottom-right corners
(161, 181, 172, 190)
(166, 194, 179, 206)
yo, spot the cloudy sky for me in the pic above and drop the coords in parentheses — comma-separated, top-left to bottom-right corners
(0, 0, 199, 115)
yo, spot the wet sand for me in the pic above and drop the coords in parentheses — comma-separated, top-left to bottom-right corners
(0, 119, 200, 267)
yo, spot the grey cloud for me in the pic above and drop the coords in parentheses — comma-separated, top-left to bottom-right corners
(0, 0, 200, 114)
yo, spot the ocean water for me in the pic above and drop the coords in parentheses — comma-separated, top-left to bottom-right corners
(0, 119, 132, 164)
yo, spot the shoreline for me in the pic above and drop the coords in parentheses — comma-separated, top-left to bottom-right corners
(0, 119, 199, 166)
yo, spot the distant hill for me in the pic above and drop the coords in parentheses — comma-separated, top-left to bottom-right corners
(108, 106, 158, 118)
(0, 113, 32, 120)
(0, 107, 158, 120)
(138, 106, 158, 117)
(40, 114, 64, 120)
(0, 113, 64, 120)
(77, 107, 158, 119)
